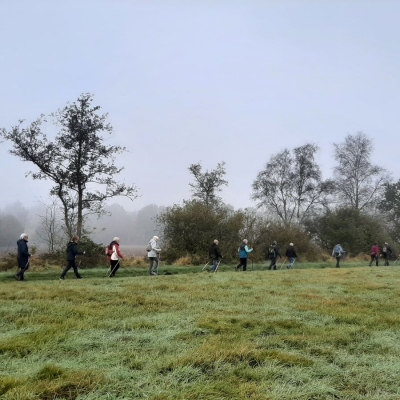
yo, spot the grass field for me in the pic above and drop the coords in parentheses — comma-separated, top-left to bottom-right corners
(1, 261, 400, 399)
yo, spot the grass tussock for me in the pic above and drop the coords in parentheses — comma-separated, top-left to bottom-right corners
(1, 263, 400, 399)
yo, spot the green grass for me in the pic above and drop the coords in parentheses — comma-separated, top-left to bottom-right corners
(1, 262, 400, 399)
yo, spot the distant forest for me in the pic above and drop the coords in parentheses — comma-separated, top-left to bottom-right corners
(0, 202, 163, 250)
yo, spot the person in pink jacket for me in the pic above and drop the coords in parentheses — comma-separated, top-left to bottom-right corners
(369, 243, 380, 267)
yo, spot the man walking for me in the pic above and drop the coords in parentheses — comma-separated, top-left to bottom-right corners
(369, 243, 380, 266)
(285, 243, 297, 269)
(236, 239, 253, 271)
(382, 242, 393, 266)
(208, 239, 222, 272)
(268, 241, 281, 270)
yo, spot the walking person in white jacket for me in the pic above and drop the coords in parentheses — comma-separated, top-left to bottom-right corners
(147, 236, 161, 275)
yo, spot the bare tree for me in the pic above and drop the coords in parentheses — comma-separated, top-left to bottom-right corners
(36, 198, 65, 252)
(252, 144, 333, 225)
(333, 132, 390, 211)
(188, 162, 228, 207)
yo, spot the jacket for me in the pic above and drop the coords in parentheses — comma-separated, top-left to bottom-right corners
(66, 242, 84, 261)
(209, 243, 222, 260)
(147, 238, 161, 258)
(370, 245, 379, 256)
(285, 246, 297, 258)
(107, 241, 124, 261)
(332, 245, 344, 257)
(267, 244, 281, 260)
(382, 245, 392, 256)
(238, 243, 252, 258)
(17, 239, 30, 268)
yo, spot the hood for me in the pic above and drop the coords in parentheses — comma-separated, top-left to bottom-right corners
(17, 239, 23, 245)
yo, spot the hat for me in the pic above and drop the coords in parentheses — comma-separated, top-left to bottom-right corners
(113, 237, 120, 242)
(272, 240, 277, 245)
(289, 243, 294, 246)
(153, 236, 159, 240)
(243, 239, 248, 244)
(20, 233, 28, 239)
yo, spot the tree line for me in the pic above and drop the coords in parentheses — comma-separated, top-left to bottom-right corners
(1, 94, 399, 263)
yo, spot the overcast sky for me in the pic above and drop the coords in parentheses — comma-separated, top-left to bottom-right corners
(1, 0, 399, 212)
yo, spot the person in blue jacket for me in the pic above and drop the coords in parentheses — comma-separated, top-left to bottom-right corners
(332, 244, 344, 268)
(15, 233, 31, 281)
(60, 236, 85, 280)
(235, 239, 253, 271)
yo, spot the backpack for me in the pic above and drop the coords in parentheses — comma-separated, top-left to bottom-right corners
(268, 246, 276, 259)
(105, 246, 112, 257)
(146, 242, 152, 252)
(382, 246, 387, 253)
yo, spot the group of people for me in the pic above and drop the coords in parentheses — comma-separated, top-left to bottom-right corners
(12, 233, 397, 281)
(206, 239, 298, 272)
(368, 242, 394, 266)
(13, 234, 163, 281)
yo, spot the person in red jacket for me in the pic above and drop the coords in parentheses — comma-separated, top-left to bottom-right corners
(106, 237, 124, 277)
(369, 243, 380, 266)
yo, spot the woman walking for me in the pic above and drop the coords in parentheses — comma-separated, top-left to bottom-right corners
(60, 236, 85, 280)
(106, 237, 124, 277)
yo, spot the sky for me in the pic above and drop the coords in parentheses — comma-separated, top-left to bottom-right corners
(1, 0, 400, 212)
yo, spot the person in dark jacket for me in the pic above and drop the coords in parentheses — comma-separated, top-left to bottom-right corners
(285, 243, 298, 269)
(267, 241, 281, 270)
(208, 239, 222, 272)
(382, 242, 393, 266)
(369, 243, 380, 266)
(236, 239, 253, 271)
(60, 236, 85, 280)
(15, 233, 31, 281)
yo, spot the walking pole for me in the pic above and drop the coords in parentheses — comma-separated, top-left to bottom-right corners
(202, 261, 210, 271)
(214, 260, 221, 273)
(393, 255, 400, 266)
(109, 261, 120, 277)
(279, 257, 287, 270)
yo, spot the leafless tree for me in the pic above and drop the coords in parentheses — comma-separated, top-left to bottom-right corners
(252, 144, 333, 226)
(333, 132, 390, 211)
(36, 198, 65, 252)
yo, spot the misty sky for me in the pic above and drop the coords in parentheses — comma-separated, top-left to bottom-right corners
(1, 0, 399, 212)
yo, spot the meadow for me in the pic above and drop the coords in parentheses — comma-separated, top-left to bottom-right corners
(1, 261, 400, 399)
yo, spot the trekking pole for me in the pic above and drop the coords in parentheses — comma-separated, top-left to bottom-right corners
(202, 261, 210, 271)
(279, 257, 287, 270)
(109, 261, 120, 277)
(214, 260, 221, 273)
(393, 255, 400, 266)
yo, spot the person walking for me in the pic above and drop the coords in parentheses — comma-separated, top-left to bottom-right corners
(369, 243, 380, 266)
(106, 237, 124, 277)
(147, 236, 161, 275)
(285, 243, 297, 269)
(60, 236, 85, 280)
(267, 241, 281, 270)
(208, 239, 222, 272)
(15, 233, 32, 281)
(382, 242, 393, 266)
(235, 239, 253, 271)
(332, 244, 344, 268)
